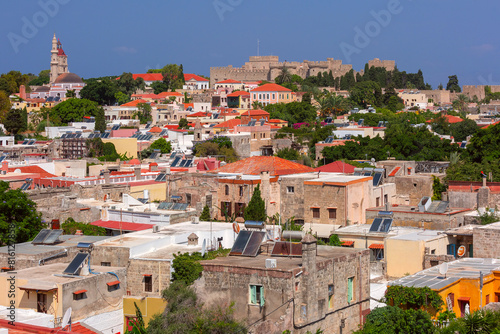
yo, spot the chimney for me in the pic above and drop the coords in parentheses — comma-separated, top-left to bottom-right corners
(103, 170, 110, 184)
(1, 161, 8, 173)
(149, 163, 158, 172)
(187, 233, 199, 246)
(19, 85, 26, 100)
(134, 167, 141, 179)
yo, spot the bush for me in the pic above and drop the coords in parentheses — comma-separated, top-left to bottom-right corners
(61, 218, 106, 236)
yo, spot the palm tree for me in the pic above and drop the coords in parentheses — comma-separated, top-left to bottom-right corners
(275, 66, 292, 85)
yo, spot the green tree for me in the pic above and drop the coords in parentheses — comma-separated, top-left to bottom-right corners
(446, 75, 461, 93)
(349, 81, 383, 108)
(244, 184, 266, 221)
(61, 218, 106, 236)
(117, 72, 145, 96)
(171, 252, 204, 285)
(432, 176, 447, 201)
(449, 119, 479, 142)
(125, 302, 147, 334)
(355, 306, 435, 334)
(0, 181, 45, 245)
(0, 71, 32, 95)
(4, 108, 27, 135)
(114, 91, 130, 105)
(80, 78, 119, 105)
(50, 98, 104, 125)
(276, 147, 300, 161)
(28, 69, 50, 86)
(134, 103, 152, 124)
(149, 137, 172, 154)
(160, 64, 185, 91)
(178, 117, 189, 129)
(65, 89, 76, 98)
(275, 66, 292, 85)
(200, 205, 211, 221)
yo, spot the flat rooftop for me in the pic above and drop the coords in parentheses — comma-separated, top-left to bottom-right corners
(335, 224, 424, 237)
(0, 235, 110, 256)
(201, 245, 361, 271)
(305, 174, 372, 184)
(0, 263, 124, 287)
(389, 258, 500, 290)
(367, 205, 472, 215)
(388, 229, 444, 242)
(137, 243, 202, 260)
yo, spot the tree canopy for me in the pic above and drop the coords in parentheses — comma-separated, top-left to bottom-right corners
(446, 75, 461, 93)
(0, 181, 44, 245)
(149, 137, 172, 154)
(264, 101, 316, 124)
(50, 98, 106, 130)
(244, 184, 266, 221)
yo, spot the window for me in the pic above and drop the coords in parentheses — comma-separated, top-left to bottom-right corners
(206, 195, 212, 208)
(266, 94, 269, 99)
(221, 201, 232, 217)
(225, 185, 229, 195)
(186, 193, 192, 206)
(347, 277, 354, 303)
(328, 284, 334, 309)
(312, 208, 320, 219)
(250, 285, 264, 306)
(447, 293, 454, 307)
(272, 94, 275, 99)
(101, 262, 111, 267)
(235, 202, 245, 218)
(239, 186, 244, 197)
(328, 208, 337, 219)
(253, 94, 256, 99)
(376, 197, 380, 207)
(486, 294, 490, 305)
(144, 275, 152, 292)
(447, 244, 456, 257)
(73, 290, 87, 301)
(287, 186, 294, 193)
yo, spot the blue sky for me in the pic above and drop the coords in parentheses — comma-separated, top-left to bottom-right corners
(1, 0, 499, 88)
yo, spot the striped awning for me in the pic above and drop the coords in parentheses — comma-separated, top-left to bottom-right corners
(369, 243, 384, 249)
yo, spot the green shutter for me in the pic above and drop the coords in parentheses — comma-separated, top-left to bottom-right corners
(348, 277, 353, 303)
(250, 285, 256, 304)
(260, 286, 265, 306)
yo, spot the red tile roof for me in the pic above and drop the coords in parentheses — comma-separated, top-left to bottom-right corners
(8, 165, 55, 178)
(157, 91, 183, 97)
(214, 119, 241, 128)
(216, 79, 242, 84)
(184, 103, 194, 109)
(482, 121, 500, 129)
(184, 73, 208, 82)
(164, 124, 180, 130)
(148, 126, 162, 133)
(132, 73, 163, 81)
(269, 119, 288, 123)
(369, 243, 384, 249)
(426, 115, 464, 124)
(121, 99, 148, 107)
(213, 156, 314, 176)
(388, 166, 401, 177)
(315, 161, 356, 174)
(188, 112, 209, 117)
(251, 83, 291, 92)
(241, 109, 269, 116)
(126, 158, 141, 165)
(0, 319, 96, 334)
(90, 220, 154, 231)
(227, 91, 250, 97)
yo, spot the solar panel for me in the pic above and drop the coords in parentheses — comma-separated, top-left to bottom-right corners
(157, 202, 169, 210)
(155, 173, 166, 182)
(0, 156, 5, 163)
(358, 119, 364, 126)
(229, 230, 252, 256)
(377, 121, 384, 127)
(435, 201, 449, 213)
(179, 203, 188, 210)
(248, 120, 256, 126)
(20, 183, 30, 191)
(241, 231, 266, 257)
(178, 159, 187, 168)
(22, 140, 29, 145)
(353, 168, 362, 176)
(63, 253, 89, 275)
(170, 152, 177, 160)
(149, 153, 159, 159)
(271, 241, 302, 257)
(373, 173, 383, 187)
(43, 229, 63, 244)
(379, 218, 393, 233)
(369, 218, 383, 233)
(32, 229, 51, 244)
(184, 159, 193, 167)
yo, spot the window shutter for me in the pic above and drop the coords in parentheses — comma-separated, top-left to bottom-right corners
(250, 285, 256, 304)
(347, 277, 353, 303)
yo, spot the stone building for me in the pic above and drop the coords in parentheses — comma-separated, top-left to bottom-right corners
(473, 222, 500, 258)
(197, 236, 370, 333)
(210, 56, 394, 87)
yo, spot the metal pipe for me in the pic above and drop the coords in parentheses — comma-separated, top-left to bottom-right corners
(39, 249, 68, 266)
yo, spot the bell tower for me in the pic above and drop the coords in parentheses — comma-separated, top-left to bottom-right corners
(49, 33, 69, 84)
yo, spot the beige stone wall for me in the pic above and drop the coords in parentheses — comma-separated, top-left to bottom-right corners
(394, 175, 433, 206)
(127, 258, 171, 297)
(473, 224, 500, 258)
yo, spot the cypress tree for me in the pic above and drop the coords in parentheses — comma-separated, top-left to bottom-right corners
(199, 205, 211, 221)
(244, 184, 266, 221)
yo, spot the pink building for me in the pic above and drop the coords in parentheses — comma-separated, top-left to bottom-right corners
(250, 83, 295, 106)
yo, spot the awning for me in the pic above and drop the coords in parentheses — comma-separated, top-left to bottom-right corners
(341, 241, 354, 247)
(19, 283, 57, 291)
(73, 290, 87, 295)
(171, 195, 182, 200)
(458, 297, 470, 302)
(143, 274, 152, 277)
(107, 280, 120, 286)
(369, 243, 384, 249)
(90, 220, 154, 232)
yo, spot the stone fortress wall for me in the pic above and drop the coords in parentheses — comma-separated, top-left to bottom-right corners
(210, 56, 395, 87)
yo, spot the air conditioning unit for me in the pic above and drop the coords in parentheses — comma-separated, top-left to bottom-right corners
(191, 217, 199, 224)
(265, 259, 277, 268)
(152, 225, 160, 233)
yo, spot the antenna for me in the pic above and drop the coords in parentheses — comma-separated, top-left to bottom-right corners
(61, 307, 72, 331)
(439, 262, 448, 278)
(201, 239, 206, 257)
(257, 39, 260, 56)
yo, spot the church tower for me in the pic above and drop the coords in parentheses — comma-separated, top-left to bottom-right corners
(50, 33, 69, 84)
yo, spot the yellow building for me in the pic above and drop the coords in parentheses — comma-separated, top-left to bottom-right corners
(123, 296, 167, 331)
(102, 137, 138, 158)
(389, 258, 500, 317)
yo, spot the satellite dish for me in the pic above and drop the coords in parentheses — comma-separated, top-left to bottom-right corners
(61, 307, 72, 331)
(201, 239, 206, 257)
(439, 262, 448, 276)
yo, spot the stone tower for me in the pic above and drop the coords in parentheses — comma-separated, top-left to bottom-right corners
(50, 33, 69, 84)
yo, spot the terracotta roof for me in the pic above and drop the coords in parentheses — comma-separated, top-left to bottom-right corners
(227, 91, 250, 97)
(184, 103, 194, 109)
(315, 161, 356, 173)
(127, 158, 141, 165)
(90, 220, 154, 231)
(241, 109, 269, 116)
(157, 91, 183, 97)
(388, 166, 401, 177)
(482, 121, 500, 129)
(121, 99, 148, 107)
(251, 83, 291, 92)
(214, 119, 241, 128)
(269, 119, 288, 123)
(132, 73, 163, 81)
(341, 240, 354, 246)
(164, 124, 180, 130)
(184, 73, 208, 82)
(213, 156, 314, 176)
(188, 112, 209, 117)
(148, 126, 162, 133)
(216, 79, 242, 84)
(427, 115, 464, 124)
(8, 165, 55, 178)
(369, 243, 384, 249)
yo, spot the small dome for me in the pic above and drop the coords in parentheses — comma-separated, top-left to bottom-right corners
(54, 73, 83, 84)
